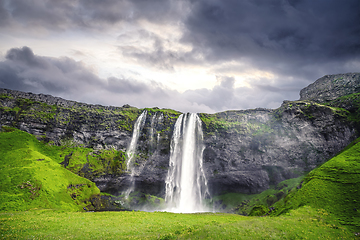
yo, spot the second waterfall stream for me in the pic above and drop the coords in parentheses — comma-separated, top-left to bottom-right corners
(124, 110, 147, 198)
(165, 113, 210, 213)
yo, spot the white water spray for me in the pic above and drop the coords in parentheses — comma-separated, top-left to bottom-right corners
(149, 112, 157, 148)
(124, 110, 147, 198)
(165, 113, 210, 213)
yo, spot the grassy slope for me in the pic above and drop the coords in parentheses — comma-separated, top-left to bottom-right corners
(271, 137, 360, 232)
(0, 206, 353, 239)
(0, 127, 100, 212)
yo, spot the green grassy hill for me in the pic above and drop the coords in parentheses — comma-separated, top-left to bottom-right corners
(0, 127, 100, 212)
(271, 137, 360, 232)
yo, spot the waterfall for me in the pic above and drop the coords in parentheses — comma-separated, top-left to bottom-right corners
(149, 113, 156, 147)
(124, 110, 147, 198)
(165, 113, 210, 213)
(156, 113, 163, 146)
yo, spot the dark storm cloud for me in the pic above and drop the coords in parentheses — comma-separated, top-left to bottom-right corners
(0, 46, 101, 95)
(1, 0, 185, 30)
(3, 0, 360, 68)
(0, 0, 10, 26)
(118, 30, 195, 70)
(183, 0, 360, 79)
(5, 46, 47, 68)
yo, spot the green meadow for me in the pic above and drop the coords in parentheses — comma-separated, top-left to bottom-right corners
(0, 127, 359, 239)
(0, 207, 354, 239)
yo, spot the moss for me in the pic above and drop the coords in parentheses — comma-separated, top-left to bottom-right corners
(199, 113, 244, 134)
(249, 205, 269, 216)
(37, 142, 127, 179)
(0, 93, 13, 100)
(145, 107, 181, 117)
(1, 126, 16, 132)
(323, 93, 360, 122)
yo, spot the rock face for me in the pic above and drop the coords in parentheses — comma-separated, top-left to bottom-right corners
(300, 73, 360, 102)
(201, 103, 357, 195)
(1, 73, 360, 198)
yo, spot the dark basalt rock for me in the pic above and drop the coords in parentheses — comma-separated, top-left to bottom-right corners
(60, 152, 73, 168)
(300, 72, 360, 103)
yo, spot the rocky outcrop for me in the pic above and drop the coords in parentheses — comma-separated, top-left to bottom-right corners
(300, 73, 360, 102)
(1, 73, 359, 199)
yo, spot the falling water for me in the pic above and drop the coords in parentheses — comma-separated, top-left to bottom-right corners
(149, 112, 158, 150)
(165, 113, 210, 213)
(124, 110, 147, 198)
(156, 113, 163, 146)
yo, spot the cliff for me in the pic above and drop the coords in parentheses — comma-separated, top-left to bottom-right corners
(300, 72, 360, 102)
(1, 73, 359, 198)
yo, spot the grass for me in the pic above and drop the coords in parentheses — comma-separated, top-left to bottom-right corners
(0, 206, 354, 239)
(0, 127, 100, 212)
(198, 112, 274, 136)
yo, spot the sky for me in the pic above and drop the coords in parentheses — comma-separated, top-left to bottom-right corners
(0, 0, 359, 113)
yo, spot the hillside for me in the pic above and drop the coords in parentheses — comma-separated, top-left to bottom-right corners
(0, 127, 100, 211)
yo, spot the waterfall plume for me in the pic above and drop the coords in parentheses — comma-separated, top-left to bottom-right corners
(165, 113, 210, 213)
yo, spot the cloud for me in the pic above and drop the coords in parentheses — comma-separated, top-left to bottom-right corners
(0, 46, 102, 97)
(182, 0, 360, 79)
(1, 0, 187, 31)
(5, 46, 47, 68)
(0, 47, 298, 113)
(1, 1, 359, 113)
(118, 31, 184, 71)
(0, 0, 10, 26)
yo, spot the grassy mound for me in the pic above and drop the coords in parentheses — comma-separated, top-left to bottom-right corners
(271, 137, 360, 232)
(0, 127, 100, 211)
